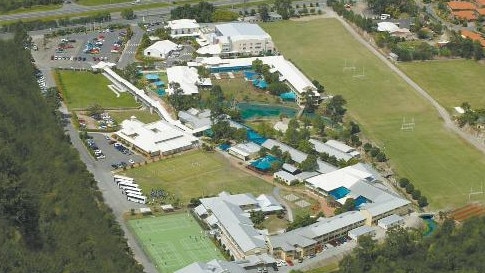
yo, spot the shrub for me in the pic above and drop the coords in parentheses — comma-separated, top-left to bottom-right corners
(412, 190, 421, 200)
(370, 147, 380, 157)
(399, 178, 410, 188)
(376, 152, 387, 162)
(405, 183, 415, 194)
(363, 143, 373, 152)
(418, 196, 428, 207)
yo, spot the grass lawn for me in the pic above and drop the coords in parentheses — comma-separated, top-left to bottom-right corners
(209, 76, 280, 104)
(306, 263, 339, 273)
(1, 4, 61, 15)
(109, 109, 160, 124)
(58, 71, 139, 110)
(128, 213, 224, 273)
(262, 19, 485, 209)
(263, 215, 289, 234)
(77, 0, 130, 5)
(399, 60, 485, 110)
(121, 150, 273, 204)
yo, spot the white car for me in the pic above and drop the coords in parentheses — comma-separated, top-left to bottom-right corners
(128, 159, 135, 164)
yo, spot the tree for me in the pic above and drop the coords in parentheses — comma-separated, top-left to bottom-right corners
(121, 8, 136, 20)
(418, 196, 428, 207)
(282, 151, 293, 163)
(86, 104, 104, 117)
(335, 198, 356, 214)
(270, 145, 283, 158)
(376, 151, 387, 162)
(252, 59, 264, 73)
(325, 95, 347, 123)
(299, 154, 318, 171)
(363, 143, 373, 152)
(211, 9, 239, 22)
(274, 0, 293, 19)
(233, 128, 247, 143)
(258, 4, 270, 21)
(268, 82, 288, 95)
(398, 178, 410, 188)
(298, 139, 314, 154)
(405, 183, 414, 194)
(312, 115, 326, 136)
(411, 189, 421, 200)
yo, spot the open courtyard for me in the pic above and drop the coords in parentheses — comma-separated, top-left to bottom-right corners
(128, 213, 224, 273)
(263, 19, 485, 209)
(121, 150, 274, 204)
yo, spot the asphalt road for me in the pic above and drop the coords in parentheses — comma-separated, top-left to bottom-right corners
(60, 104, 158, 273)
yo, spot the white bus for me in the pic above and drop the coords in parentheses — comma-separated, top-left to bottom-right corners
(113, 174, 134, 182)
(118, 182, 140, 191)
(115, 178, 135, 185)
(127, 193, 146, 204)
(122, 188, 143, 195)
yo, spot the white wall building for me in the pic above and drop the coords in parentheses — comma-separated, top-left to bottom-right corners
(228, 142, 261, 161)
(167, 19, 200, 37)
(194, 192, 282, 260)
(143, 40, 178, 58)
(195, 56, 321, 106)
(115, 117, 199, 157)
(166, 66, 212, 95)
(212, 23, 275, 56)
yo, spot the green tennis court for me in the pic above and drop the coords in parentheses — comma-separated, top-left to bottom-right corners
(128, 213, 224, 273)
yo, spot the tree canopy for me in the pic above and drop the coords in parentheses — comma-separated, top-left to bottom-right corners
(337, 217, 485, 273)
(0, 39, 143, 273)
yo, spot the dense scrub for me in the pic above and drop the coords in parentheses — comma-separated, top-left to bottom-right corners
(0, 39, 143, 273)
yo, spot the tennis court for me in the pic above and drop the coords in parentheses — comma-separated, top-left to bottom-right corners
(129, 213, 224, 273)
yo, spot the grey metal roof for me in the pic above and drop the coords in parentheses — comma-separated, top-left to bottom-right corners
(325, 139, 356, 153)
(215, 22, 270, 38)
(378, 214, 404, 226)
(199, 193, 266, 253)
(175, 259, 247, 273)
(348, 225, 376, 238)
(178, 108, 212, 130)
(194, 204, 208, 216)
(262, 139, 308, 163)
(304, 211, 366, 238)
(310, 139, 354, 161)
(363, 198, 411, 217)
(274, 170, 297, 182)
(282, 163, 299, 173)
(295, 171, 319, 181)
(316, 160, 338, 174)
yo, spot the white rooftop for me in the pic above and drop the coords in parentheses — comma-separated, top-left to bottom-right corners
(215, 22, 271, 41)
(175, 259, 246, 273)
(229, 142, 261, 157)
(115, 118, 198, 154)
(167, 66, 211, 95)
(144, 40, 178, 57)
(196, 56, 318, 96)
(168, 19, 200, 30)
(378, 214, 404, 226)
(325, 139, 356, 153)
(197, 44, 222, 55)
(306, 164, 374, 192)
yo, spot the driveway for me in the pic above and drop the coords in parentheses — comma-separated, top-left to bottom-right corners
(60, 104, 158, 273)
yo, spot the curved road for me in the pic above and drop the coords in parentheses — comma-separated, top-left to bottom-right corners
(331, 11, 485, 155)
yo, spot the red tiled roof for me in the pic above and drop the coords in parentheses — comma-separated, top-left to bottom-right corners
(452, 10, 478, 20)
(476, 0, 485, 7)
(448, 1, 476, 10)
(477, 8, 485, 14)
(461, 30, 485, 47)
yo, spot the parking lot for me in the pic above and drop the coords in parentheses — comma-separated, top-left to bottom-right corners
(87, 133, 144, 171)
(32, 28, 128, 70)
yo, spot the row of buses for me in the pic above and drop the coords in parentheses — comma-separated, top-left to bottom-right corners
(113, 174, 147, 204)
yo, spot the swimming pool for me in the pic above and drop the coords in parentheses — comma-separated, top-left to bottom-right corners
(237, 103, 298, 120)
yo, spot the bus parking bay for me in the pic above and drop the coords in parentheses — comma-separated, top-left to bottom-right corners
(88, 133, 144, 170)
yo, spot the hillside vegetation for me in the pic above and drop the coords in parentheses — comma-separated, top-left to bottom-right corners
(0, 38, 143, 272)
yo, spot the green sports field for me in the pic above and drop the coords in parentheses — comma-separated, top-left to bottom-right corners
(58, 71, 139, 110)
(262, 19, 485, 209)
(399, 60, 485, 110)
(122, 150, 273, 204)
(128, 213, 224, 273)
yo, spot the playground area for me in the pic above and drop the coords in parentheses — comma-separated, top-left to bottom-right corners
(128, 213, 224, 273)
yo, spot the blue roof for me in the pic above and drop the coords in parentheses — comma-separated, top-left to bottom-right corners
(154, 80, 165, 86)
(251, 155, 279, 171)
(328, 186, 350, 200)
(355, 196, 368, 208)
(280, 92, 296, 100)
(219, 143, 231, 151)
(247, 130, 267, 145)
(145, 74, 160, 80)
